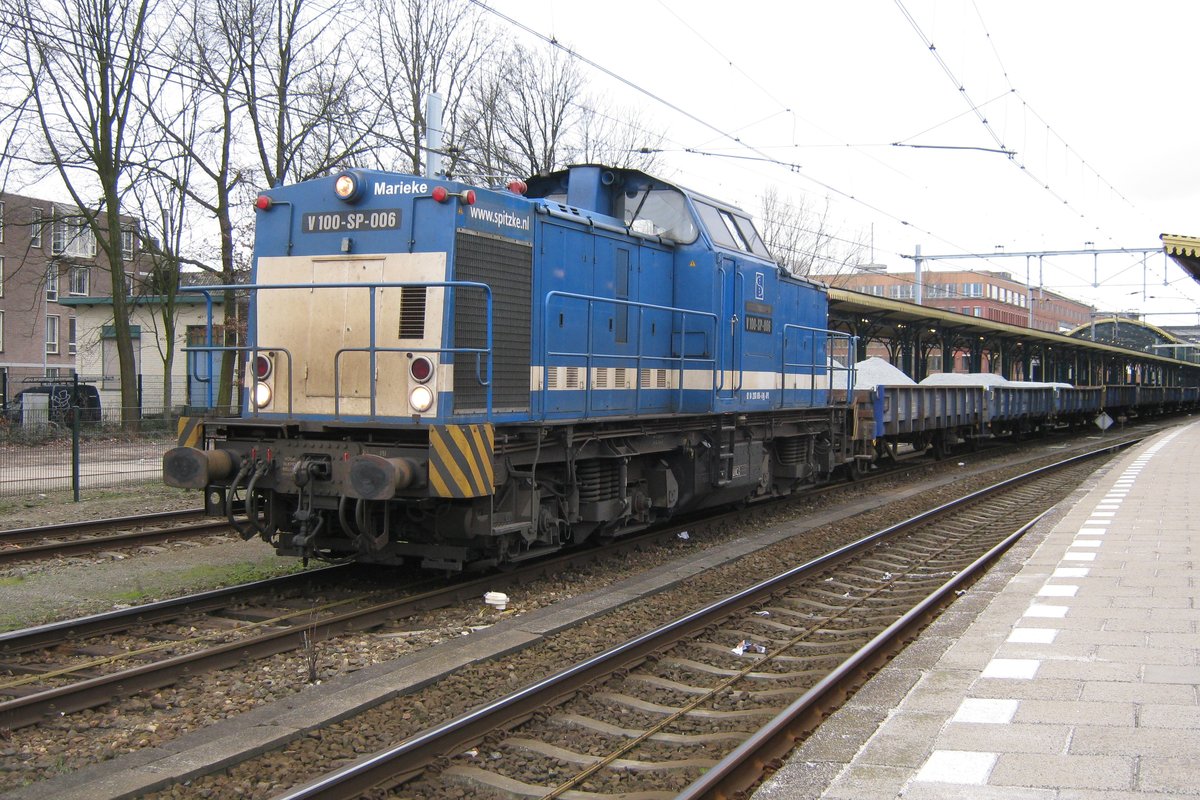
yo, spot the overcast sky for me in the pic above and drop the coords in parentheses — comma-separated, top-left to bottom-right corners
(486, 0, 1200, 325)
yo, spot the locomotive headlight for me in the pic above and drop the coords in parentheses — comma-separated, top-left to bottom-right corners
(252, 382, 273, 409)
(333, 171, 364, 202)
(409, 384, 434, 413)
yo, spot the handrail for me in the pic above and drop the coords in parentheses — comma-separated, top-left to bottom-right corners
(179, 281, 493, 419)
(733, 269, 746, 393)
(181, 345, 296, 416)
(781, 324, 858, 408)
(542, 290, 719, 418)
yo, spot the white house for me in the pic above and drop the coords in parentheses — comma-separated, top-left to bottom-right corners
(58, 294, 225, 412)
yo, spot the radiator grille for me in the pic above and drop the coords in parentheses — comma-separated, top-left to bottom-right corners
(452, 231, 532, 413)
(398, 286, 426, 339)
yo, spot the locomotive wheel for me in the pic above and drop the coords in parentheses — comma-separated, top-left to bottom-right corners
(847, 458, 870, 481)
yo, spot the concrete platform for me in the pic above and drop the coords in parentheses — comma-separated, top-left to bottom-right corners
(755, 420, 1200, 799)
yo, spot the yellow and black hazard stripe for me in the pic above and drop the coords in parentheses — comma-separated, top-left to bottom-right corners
(428, 424, 495, 498)
(176, 416, 204, 448)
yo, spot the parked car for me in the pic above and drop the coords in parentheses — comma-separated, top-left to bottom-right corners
(3, 382, 102, 425)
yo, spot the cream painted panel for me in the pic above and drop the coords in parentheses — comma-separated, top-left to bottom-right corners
(256, 253, 446, 416)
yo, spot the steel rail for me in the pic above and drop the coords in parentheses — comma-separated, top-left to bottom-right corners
(674, 510, 1052, 799)
(0, 508, 203, 541)
(0, 567, 350, 655)
(273, 437, 1135, 800)
(0, 511, 741, 729)
(0, 520, 234, 565)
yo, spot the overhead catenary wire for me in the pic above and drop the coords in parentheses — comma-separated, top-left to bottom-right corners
(893, 0, 1137, 247)
(469, 0, 1033, 272)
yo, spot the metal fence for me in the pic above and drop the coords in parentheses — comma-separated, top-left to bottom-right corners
(0, 404, 181, 498)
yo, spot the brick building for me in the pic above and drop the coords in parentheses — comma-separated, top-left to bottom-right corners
(827, 269, 1093, 333)
(0, 191, 146, 402)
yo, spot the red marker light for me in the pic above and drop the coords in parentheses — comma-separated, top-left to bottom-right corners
(432, 186, 448, 203)
(463, 189, 476, 205)
(410, 356, 434, 383)
(255, 195, 272, 211)
(507, 180, 528, 195)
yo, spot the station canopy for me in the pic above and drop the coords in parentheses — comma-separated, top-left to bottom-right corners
(1162, 234, 1200, 285)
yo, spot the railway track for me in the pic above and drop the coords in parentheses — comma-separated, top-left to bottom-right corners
(0, 434, 985, 732)
(0, 516, 747, 731)
(0, 508, 231, 565)
(274, 441, 1127, 800)
(0, 428, 1147, 735)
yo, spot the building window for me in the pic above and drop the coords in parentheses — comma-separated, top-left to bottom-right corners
(46, 315, 60, 354)
(973, 307, 983, 317)
(0, 200, 5, 243)
(46, 266, 58, 301)
(68, 317, 77, 355)
(69, 267, 89, 296)
(0, 310, 4, 352)
(30, 207, 42, 249)
(0, 255, 4, 298)
(121, 226, 135, 261)
(51, 209, 96, 257)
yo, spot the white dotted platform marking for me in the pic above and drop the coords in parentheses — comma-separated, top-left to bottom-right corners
(1037, 584, 1078, 597)
(1025, 604, 1068, 618)
(952, 698, 1019, 724)
(981, 658, 1040, 679)
(1008, 627, 1058, 644)
(914, 750, 998, 784)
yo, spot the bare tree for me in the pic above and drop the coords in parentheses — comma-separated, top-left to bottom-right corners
(758, 186, 866, 279)
(137, 0, 247, 412)
(456, 57, 516, 182)
(571, 98, 664, 173)
(458, 44, 665, 184)
(231, 0, 375, 188)
(366, 0, 491, 176)
(495, 46, 584, 177)
(5, 0, 163, 422)
(129, 148, 191, 410)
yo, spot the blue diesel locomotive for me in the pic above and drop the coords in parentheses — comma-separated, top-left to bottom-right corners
(164, 165, 861, 569)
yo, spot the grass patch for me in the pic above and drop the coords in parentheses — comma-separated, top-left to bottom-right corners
(173, 560, 309, 587)
(0, 481, 192, 510)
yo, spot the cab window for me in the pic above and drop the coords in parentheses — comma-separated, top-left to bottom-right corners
(617, 186, 698, 244)
(695, 201, 771, 258)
